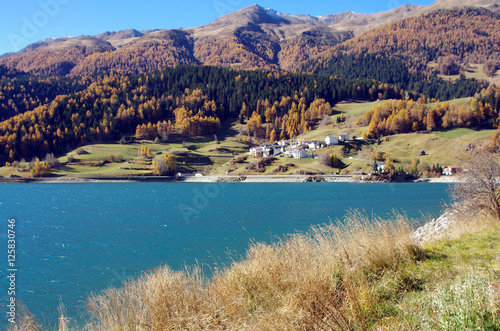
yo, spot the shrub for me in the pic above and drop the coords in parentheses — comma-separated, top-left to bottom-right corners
(44, 153, 60, 168)
(273, 164, 288, 173)
(75, 148, 87, 155)
(152, 154, 177, 176)
(234, 156, 247, 163)
(483, 60, 499, 77)
(450, 150, 500, 220)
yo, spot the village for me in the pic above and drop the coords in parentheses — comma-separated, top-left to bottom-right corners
(248, 133, 351, 159)
(247, 132, 462, 177)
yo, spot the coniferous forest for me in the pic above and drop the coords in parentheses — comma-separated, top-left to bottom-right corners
(304, 53, 485, 101)
(0, 65, 399, 164)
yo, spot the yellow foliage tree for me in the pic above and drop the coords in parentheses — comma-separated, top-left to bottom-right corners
(246, 111, 263, 138)
(385, 157, 395, 174)
(164, 154, 177, 174)
(30, 158, 51, 177)
(152, 154, 177, 176)
(139, 146, 152, 158)
(270, 129, 277, 143)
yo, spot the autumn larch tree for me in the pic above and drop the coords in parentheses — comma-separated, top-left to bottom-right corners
(30, 158, 51, 177)
(164, 154, 177, 175)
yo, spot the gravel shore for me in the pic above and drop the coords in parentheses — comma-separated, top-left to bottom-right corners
(1, 174, 461, 183)
(411, 209, 458, 243)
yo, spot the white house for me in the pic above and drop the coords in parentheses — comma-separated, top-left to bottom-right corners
(263, 148, 273, 158)
(278, 140, 288, 146)
(325, 135, 339, 146)
(377, 162, 386, 173)
(249, 147, 261, 158)
(308, 141, 324, 150)
(338, 133, 350, 141)
(443, 166, 462, 176)
(249, 146, 269, 158)
(285, 147, 307, 159)
(297, 138, 310, 144)
(272, 145, 285, 156)
(249, 144, 284, 158)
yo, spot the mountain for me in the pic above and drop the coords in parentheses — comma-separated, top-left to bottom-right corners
(0, 36, 116, 75)
(328, 7, 500, 72)
(94, 29, 144, 48)
(0, 1, 498, 75)
(425, 0, 500, 13)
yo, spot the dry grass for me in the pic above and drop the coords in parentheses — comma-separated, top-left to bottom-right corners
(5, 303, 41, 331)
(85, 266, 206, 330)
(83, 211, 424, 330)
(5, 301, 73, 331)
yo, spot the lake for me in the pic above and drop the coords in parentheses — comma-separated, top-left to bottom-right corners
(0, 182, 449, 327)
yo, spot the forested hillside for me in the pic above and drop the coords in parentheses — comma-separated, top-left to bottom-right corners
(360, 98, 498, 138)
(0, 65, 94, 121)
(317, 8, 500, 76)
(301, 8, 499, 103)
(0, 65, 404, 164)
(480, 85, 500, 111)
(304, 53, 485, 100)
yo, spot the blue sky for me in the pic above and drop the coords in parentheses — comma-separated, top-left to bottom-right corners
(0, 0, 435, 56)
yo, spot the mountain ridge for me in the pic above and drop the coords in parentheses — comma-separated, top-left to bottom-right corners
(0, 0, 498, 75)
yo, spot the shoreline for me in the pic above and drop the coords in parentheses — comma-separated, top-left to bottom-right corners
(0, 175, 460, 184)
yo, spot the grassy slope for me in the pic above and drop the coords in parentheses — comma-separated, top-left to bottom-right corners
(0, 99, 495, 178)
(297, 99, 495, 173)
(374, 129, 494, 166)
(339, 98, 494, 168)
(390, 222, 499, 329)
(398, 223, 500, 329)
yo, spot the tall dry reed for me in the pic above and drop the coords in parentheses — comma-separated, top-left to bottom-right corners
(6, 303, 41, 331)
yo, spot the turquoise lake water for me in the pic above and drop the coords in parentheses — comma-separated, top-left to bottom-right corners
(0, 182, 449, 327)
